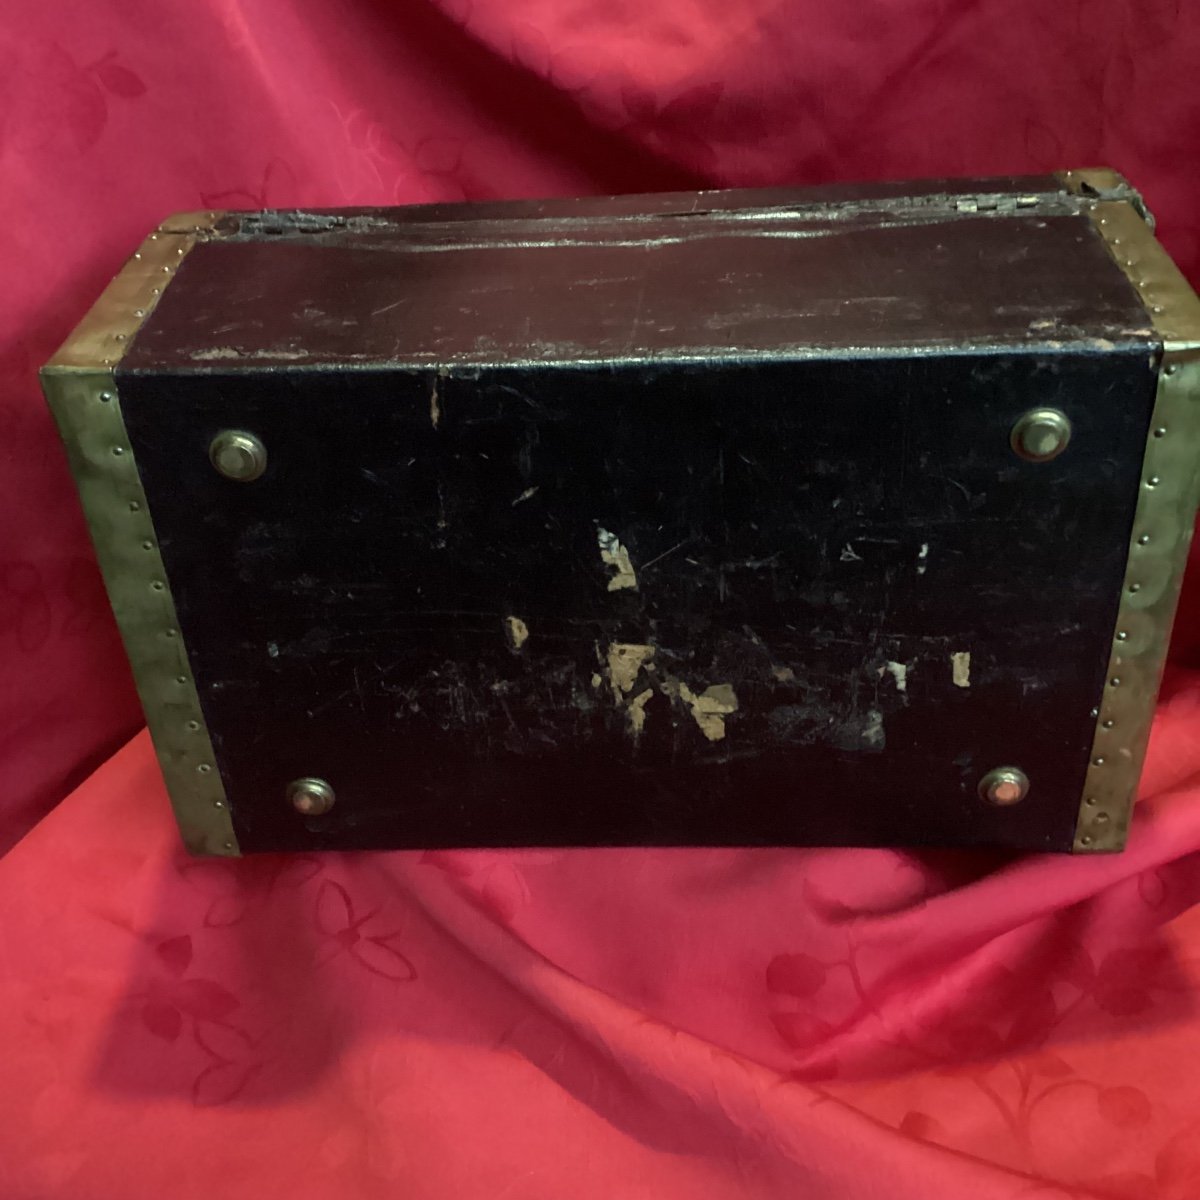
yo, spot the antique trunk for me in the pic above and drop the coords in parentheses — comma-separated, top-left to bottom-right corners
(42, 169, 1200, 856)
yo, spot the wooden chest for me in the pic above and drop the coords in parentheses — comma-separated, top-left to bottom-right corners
(42, 169, 1200, 855)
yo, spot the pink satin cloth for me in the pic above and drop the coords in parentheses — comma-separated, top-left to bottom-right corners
(3, 1, 1200, 1195)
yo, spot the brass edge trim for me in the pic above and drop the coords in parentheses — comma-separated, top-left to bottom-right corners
(1074, 199, 1200, 852)
(1058, 167, 1154, 228)
(41, 214, 239, 857)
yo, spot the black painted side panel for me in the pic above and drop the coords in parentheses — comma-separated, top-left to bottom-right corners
(120, 348, 1156, 852)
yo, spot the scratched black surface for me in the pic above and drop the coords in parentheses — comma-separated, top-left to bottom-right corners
(119, 345, 1156, 852)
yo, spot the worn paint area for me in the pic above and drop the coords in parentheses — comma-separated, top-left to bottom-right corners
(627, 688, 654, 739)
(880, 661, 908, 692)
(598, 527, 638, 591)
(951, 651, 971, 687)
(862, 708, 885, 749)
(918, 543, 929, 575)
(675, 681, 739, 742)
(606, 642, 654, 699)
(430, 374, 442, 428)
(504, 616, 529, 651)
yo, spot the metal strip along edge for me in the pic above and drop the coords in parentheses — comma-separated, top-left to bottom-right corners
(1071, 194, 1200, 852)
(40, 212, 240, 857)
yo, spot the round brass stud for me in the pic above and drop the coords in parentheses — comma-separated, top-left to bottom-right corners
(1011, 409, 1072, 462)
(209, 430, 267, 482)
(978, 766, 1029, 806)
(288, 777, 336, 816)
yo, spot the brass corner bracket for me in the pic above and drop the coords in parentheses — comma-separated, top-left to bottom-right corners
(40, 212, 239, 856)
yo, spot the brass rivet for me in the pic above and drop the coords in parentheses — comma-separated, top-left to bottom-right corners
(134, 251, 143, 259)
(99, 391, 114, 403)
(112, 446, 125, 456)
(134, 308, 145, 317)
(150, 233, 159, 240)
(1096, 812, 1110, 824)
(1147, 476, 1161, 488)
(1011, 408, 1072, 463)
(114, 332, 126, 341)
(978, 766, 1029, 806)
(1116, 630, 1128, 641)
(186, 720, 200, 730)
(142, 540, 153, 550)
(197, 763, 212, 774)
(1085, 796, 1097, 806)
(161, 265, 172, 274)
(1129, 583, 1141, 594)
(165, 628, 177, 638)
(1110, 677, 1121, 687)
(1165, 364, 1179, 377)
(1093, 756, 1105, 766)
(1154, 427, 1167, 438)
(223, 841, 234, 850)
(288, 777, 336, 816)
(176, 675, 188, 684)
(151, 581, 165, 591)
(1137, 535, 1150, 546)
(209, 430, 268, 482)
(129, 501, 141, 511)
(213, 800, 224, 809)
(1081, 835, 1094, 846)
(1102, 719, 1114, 729)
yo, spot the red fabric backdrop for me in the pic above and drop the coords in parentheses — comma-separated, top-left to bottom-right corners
(3, 2, 1200, 1196)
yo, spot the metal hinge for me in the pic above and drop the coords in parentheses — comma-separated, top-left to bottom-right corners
(955, 194, 1042, 214)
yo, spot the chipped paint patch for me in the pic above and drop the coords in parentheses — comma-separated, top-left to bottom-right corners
(512, 486, 539, 507)
(840, 543, 863, 563)
(862, 709, 885, 748)
(951, 651, 971, 688)
(918, 543, 929, 575)
(627, 688, 654, 739)
(771, 665, 797, 683)
(598, 527, 638, 591)
(590, 672, 603, 689)
(606, 642, 654, 699)
(504, 616, 529, 651)
(880, 661, 908, 692)
(430, 375, 442, 429)
(678, 682, 738, 742)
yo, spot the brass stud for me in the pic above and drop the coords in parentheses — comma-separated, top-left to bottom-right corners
(1011, 409, 1072, 463)
(1116, 630, 1128, 641)
(151, 581, 165, 591)
(129, 501, 141, 511)
(1129, 583, 1141, 594)
(288, 777, 336, 816)
(1147, 476, 1161, 488)
(1154, 427, 1167, 438)
(1081, 835, 1094, 846)
(209, 430, 268, 482)
(1110, 677, 1121, 687)
(978, 766, 1029, 806)
(1102, 719, 1114, 729)
(1137, 535, 1151, 545)
(1093, 756, 1105, 766)
(197, 763, 212, 774)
